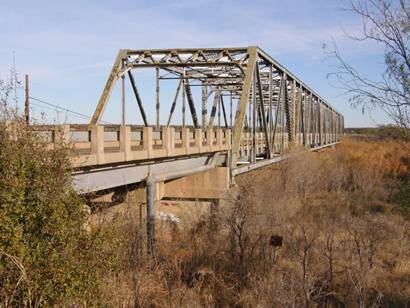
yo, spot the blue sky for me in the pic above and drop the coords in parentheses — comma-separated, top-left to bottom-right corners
(0, 0, 390, 127)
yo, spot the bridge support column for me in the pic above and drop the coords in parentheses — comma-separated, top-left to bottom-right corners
(145, 153, 220, 257)
(162, 167, 229, 200)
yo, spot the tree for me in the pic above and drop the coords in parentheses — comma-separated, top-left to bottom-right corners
(0, 63, 21, 108)
(0, 114, 99, 306)
(330, 0, 410, 139)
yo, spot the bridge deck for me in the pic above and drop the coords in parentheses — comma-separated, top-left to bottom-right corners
(32, 123, 340, 171)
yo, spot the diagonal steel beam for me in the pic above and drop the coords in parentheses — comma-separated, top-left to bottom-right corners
(91, 49, 127, 125)
(208, 87, 220, 129)
(231, 47, 258, 167)
(183, 80, 199, 128)
(128, 71, 149, 127)
(220, 93, 228, 129)
(166, 80, 182, 126)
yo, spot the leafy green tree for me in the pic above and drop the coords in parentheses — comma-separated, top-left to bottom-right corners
(0, 115, 98, 306)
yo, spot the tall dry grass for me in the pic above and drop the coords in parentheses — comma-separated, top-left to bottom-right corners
(92, 138, 410, 307)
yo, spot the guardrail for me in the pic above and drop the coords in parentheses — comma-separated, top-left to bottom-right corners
(31, 125, 231, 168)
(30, 124, 340, 169)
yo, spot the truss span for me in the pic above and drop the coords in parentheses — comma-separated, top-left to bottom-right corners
(88, 46, 343, 169)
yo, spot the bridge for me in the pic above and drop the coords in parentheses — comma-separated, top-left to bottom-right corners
(32, 46, 343, 254)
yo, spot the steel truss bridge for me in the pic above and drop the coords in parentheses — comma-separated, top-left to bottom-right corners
(34, 46, 343, 193)
(33, 46, 344, 254)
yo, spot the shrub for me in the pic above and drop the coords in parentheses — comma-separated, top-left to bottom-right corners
(0, 115, 99, 306)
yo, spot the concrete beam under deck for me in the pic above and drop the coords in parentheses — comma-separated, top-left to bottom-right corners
(72, 153, 228, 193)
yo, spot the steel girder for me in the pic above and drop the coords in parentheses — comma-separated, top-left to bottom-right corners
(90, 46, 344, 169)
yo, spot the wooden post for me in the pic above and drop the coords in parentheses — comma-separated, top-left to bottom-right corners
(25, 74, 29, 125)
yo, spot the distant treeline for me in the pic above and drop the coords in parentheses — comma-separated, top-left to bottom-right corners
(344, 125, 410, 140)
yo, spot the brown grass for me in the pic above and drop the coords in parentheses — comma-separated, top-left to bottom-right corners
(91, 138, 410, 307)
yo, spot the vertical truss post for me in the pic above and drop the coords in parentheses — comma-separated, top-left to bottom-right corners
(301, 89, 306, 146)
(306, 93, 311, 147)
(255, 62, 272, 157)
(318, 101, 322, 145)
(231, 47, 257, 168)
(184, 79, 199, 128)
(156, 68, 160, 130)
(202, 84, 207, 129)
(182, 74, 186, 127)
(314, 98, 318, 145)
(252, 68, 257, 163)
(311, 98, 316, 146)
(268, 64, 273, 156)
(218, 93, 221, 128)
(208, 87, 220, 129)
(295, 84, 301, 144)
(292, 80, 297, 143)
(284, 77, 295, 143)
(316, 99, 319, 145)
(121, 75, 125, 126)
(230, 91, 233, 128)
(281, 77, 285, 154)
(248, 90, 252, 133)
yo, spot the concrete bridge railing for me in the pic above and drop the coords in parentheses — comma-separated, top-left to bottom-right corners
(31, 125, 231, 168)
(31, 123, 341, 169)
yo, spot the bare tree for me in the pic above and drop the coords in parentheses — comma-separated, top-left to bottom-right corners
(0, 65, 21, 108)
(329, 0, 410, 138)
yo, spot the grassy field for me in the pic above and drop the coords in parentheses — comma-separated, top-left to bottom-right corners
(87, 137, 410, 307)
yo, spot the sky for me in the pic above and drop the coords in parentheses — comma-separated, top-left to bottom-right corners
(0, 0, 391, 127)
